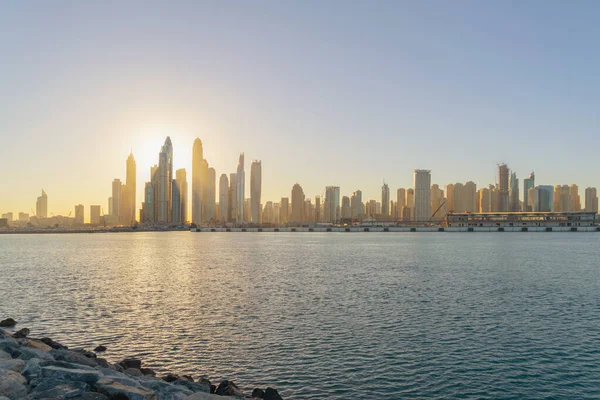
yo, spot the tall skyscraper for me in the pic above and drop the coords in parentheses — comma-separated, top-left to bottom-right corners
(351, 190, 363, 219)
(219, 174, 229, 223)
(280, 198, 289, 224)
(36, 189, 47, 219)
(585, 187, 598, 212)
(111, 179, 122, 218)
(430, 184, 446, 221)
(477, 188, 490, 213)
(509, 172, 520, 212)
(192, 138, 203, 225)
(324, 186, 341, 223)
(142, 180, 155, 223)
(205, 167, 216, 222)
(90, 205, 101, 225)
(236, 153, 245, 223)
(569, 184, 581, 211)
(291, 184, 305, 223)
(155, 137, 173, 223)
(120, 152, 137, 225)
(342, 196, 351, 219)
(229, 173, 238, 222)
(523, 172, 535, 212)
(534, 185, 554, 212)
(396, 188, 406, 219)
(315, 196, 321, 222)
(498, 164, 510, 212)
(250, 160, 262, 223)
(381, 182, 390, 217)
(74, 205, 84, 225)
(414, 170, 431, 222)
(173, 168, 187, 224)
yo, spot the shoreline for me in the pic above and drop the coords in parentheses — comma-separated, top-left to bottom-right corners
(0, 320, 284, 400)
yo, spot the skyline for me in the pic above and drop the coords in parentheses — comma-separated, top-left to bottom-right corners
(2, 2, 600, 215)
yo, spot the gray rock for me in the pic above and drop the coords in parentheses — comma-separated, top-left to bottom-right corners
(0, 350, 11, 360)
(264, 387, 283, 400)
(40, 365, 102, 384)
(12, 328, 29, 338)
(120, 357, 142, 370)
(125, 367, 144, 377)
(140, 379, 193, 399)
(25, 339, 53, 352)
(95, 357, 110, 368)
(72, 393, 109, 400)
(0, 396, 11, 400)
(93, 345, 107, 352)
(51, 349, 98, 367)
(0, 369, 27, 400)
(21, 358, 42, 383)
(25, 379, 88, 399)
(0, 319, 17, 327)
(184, 394, 228, 400)
(94, 377, 156, 400)
(251, 388, 265, 398)
(40, 337, 68, 350)
(140, 367, 156, 376)
(0, 339, 20, 357)
(16, 346, 54, 361)
(172, 379, 211, 394)
(0, 359, 25, 373)
(215, 380, 244, 397)
(40, 360, 96, 370)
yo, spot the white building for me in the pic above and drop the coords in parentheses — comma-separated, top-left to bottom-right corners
(413, 170, 431, 222)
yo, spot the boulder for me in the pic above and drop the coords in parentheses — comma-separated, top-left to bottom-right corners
(0, 369, 27, 400)
(50, 349, 98, 367)
(40, 365, 102, 384)
(73, 393, 109, 400)
(40, 337, 68, 350)
(25, 339, 52, 352)
(184, 393, 228, 400)
(125, 368, 144, 377)
(0, 350, 11, 360)
(16, 346, 54, 361)
(95, 358, 111, 368)
(25, 378, 88, 399)
(12, 328, 29, 339)
(94, 345, 107, 352)
(0, 359, 25, 373)
(0, 319, 17, 327)
(139, 379, 193, 399)
(264, 387, 283, 400)
(215, 380, 244, 397)
(181, 375, 194, 382)
(162, 373, 180, 382)
(251, 388, 265, 398)
(94, 377, 157, 400)
(140, 368, 156, 376)
(21, 358, 42, 383)
(72, 348, 97, 359)
(120, 358, 142, 370)
(172, 379, 211, 394)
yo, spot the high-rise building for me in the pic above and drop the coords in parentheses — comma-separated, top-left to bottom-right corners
(585, 187, 598, 212)
(523, 172, 535, 212)
(569, 184, 581, 211)
(430, 184, 446, 221)
(250, 160, 262, 223)
(262, 201, 273, 224)
(219, 174, 229, 223)
(315, 196, 321, 223)
(155, 138, 173, 223)
(351, 190, 362, 219)
(509, 172, 520, 212)
(18, 212, 29, 223)
(2, 212, 13, 223)
(273, 202, 280, 225)
(498, 164, 510, 212)
(324, 186, 341, 223)
(229, 173, 238, 222)
(290, 184, 305, 223)
(192, 138, 203, 225)
(244, 198, 251, 222)
(280, 198, 289, 224)
(74, 205, 84, 225)
(205, 167, 216, 222)
(381, 183, 390, 217)
(554, 185, 570, 212)
(111, 179, 122, 219)
(534, 185, 554, 212)
(172, 169, 187, 224)
(90, 205, 101, 225)
(477, 188, 490, 213)
(341, 196, 351, 220)
(414, 170, 431, 222)
(304, 199, 313, 222)
(141, 180, 155, 224)
(120, 152, 137, 225)
(406, 188, 415, 220)
(236, 153, 245, 222)
(396, 188, 406, 219)
(36, 189, 48, 219)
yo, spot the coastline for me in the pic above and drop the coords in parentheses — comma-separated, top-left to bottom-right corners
(0, 321, 284, 400)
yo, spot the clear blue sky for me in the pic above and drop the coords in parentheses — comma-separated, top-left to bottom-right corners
(1, 1, 599, 215)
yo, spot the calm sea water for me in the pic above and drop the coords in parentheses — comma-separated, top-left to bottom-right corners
(1, 232, 600, 399)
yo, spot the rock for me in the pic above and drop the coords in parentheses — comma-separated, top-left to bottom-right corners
(40, 337, 68, 350)
(125, 367, 144, 377)
(25, 339, 52, 352)
(251, 388, 265, 398)
(94, 377, 157, 400)
(16, 346, 54, 361)
(73, 393, 109, 400)
(264, 387, 283, 400)
(94, 345, 107, 352)
(172, 379, 211, 394)
(12, 328, 29, 338)
(139, 379, 193, 399)
(184, 393, 227, 400)
(0, 359, 25, 373)
(120, 357, 142, 370)
(140, 367, 156, 376)
(215, 380, 244, 397)
(72, 348, 97, 359)
(181, 375, 194, 382)
(21, 358, 42, 383)
(50, 349, 98, 367)
(0, 350, 11, 360)
(0, 319, 16, 327)
(95, 357, 111, 368)
(163, 373, 180, 382)
(0, 369, 27, 400)
(40, 365, 102, 384)
(210, 384, 216, 394)
(25, 378, 88, 399)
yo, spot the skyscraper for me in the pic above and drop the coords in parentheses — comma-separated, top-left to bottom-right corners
(477, 188, 490, 213)
(569, 184, 581, 211)
(36, 190, 47, 219)
(430, 184, 446, 221)
(250, 160, 262, 223)
(142, 181, 155, 223)
(414, 170, 431, 222)
(315, 196, 321, 222)
(173, 168, 187, 224)
(509, 172, 520, 212)
(396, 188, 406, 219)
(74, 205, 84, 225)
(280, 198, 289, 224)
(523, 172, 535, 212)
(351, 190, 363, 219)
(585, 187, 598, 212)
(192, 138, 203, 225)
(120, 152, 136, 225)
(111, 179, 122, 219)
(229, 173, 237, 222)
(324, 186, 341, 223)
(90, 205, 101, 225)
(236, 153, 245, 222)
(205, 167, 216, 222)
(341, 196, 351, 219)
(219, 174, 229, 223)
(534, 186, 554, 212)
(498, 164, 510, 212)
(290, 184, 305, 223)
(381, 182, 390, 217)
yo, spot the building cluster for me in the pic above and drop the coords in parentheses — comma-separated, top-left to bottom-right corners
(4, 147, 600, 229)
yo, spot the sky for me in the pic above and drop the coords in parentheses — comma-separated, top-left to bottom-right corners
(1, 1, 599, 219)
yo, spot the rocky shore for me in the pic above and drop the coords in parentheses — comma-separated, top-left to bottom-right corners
(0, 319, 284, 400)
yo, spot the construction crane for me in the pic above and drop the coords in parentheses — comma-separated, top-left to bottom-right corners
(428, 200, 447, 224)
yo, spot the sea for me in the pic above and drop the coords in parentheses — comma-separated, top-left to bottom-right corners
(1, 232, 599, 399)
